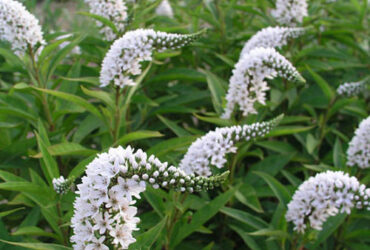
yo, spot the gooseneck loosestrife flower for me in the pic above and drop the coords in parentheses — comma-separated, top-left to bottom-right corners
(71, 146, 228, 249)
(240, 26, 305, 56)
(222, 47, 305, 119)
(0, 0, 45, 56)
(155, 0, 174, 18)
(100, 29, 201, 88)
(271, 0, 308, 26)
(337, 81, 366, 97)
(179, 116, 282, 176)
(286, 171, 370, 233)
(347, 116, 370, 169)
(84, 0, 128, 41)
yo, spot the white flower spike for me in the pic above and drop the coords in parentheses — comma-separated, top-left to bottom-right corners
(271, 0, 308, 26)
(71, 146, 228, 249)
(347, 116, 370, 169)
(286, 171, 370, 233)
(240, 26, 304, 56)
(100, 29, 202, 88)
(0, 0, 45, 56)
(84, 0, 128, 41)
(337, 81, 367, 97)
(222, 47, 304, 119)
(180, 115, 283, 176)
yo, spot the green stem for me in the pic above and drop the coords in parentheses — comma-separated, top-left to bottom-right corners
(113, 86, 122, 143)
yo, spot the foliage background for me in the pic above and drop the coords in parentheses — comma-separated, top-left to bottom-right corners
(0, 0, 369, 249)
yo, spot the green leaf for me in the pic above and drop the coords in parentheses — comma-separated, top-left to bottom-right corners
(194, 113, 234, 127)
(249, 228, 291, 239)
(77, 11, 119, 35)
(235, 183, 263, 213)
(157, 115, 190, 137)
(115, 130, 164, 147)
(81, 86, 114, 109)
(32, 87, 103, 120)
(333, 137, 345, 170)
(0, 207, 25, 218)
(0, 106, 37, 122)
(0, 240, 71, 250)
(59, 76, 100, 86)
(12, 226, 58, 239)
(32, 142, 97, 158)
(171, 188, 236, 247)
(220, 207, 267, 229)
(252, 171, 291, 206)
(267, 125, 315, 137)
(306, 65, 335, 101)
(128, 217, 166, 250)
(0, 170, 26, 182)
(69, 155, 95, 179)
(229, 224, 261, 250)
(35, 133, 59, 185)
(147, 136, 198, 158)
(201, 69, 226, 114)
(143, 186, 166, 218)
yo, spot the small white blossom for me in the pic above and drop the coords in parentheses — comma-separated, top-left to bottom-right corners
(155, 0, 174, 18)
(337, 81, 366, 97)
(84, 0, 128, 41)
(222, 47, 304, 119)
(179, 116, 282, 176)
(100, 29, 200, 88)
(286, 171, 370, 233)
(347, 116, 370, 169)
(240, 26, 304, 56)
(271, 0, 308, 26)
(0, 0, 45, 56)
(71, 146, 228, 249)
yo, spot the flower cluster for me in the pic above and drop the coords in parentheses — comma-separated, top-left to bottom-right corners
(336, 81, 366, 97)
(71, 146, 228, 249)
(286, 171, 370, 233)
(347, 116, 370, 169)
(0, 0, 45, 56)
(179, 116, 282, 176)
(271, 0, 308, 26)
(222, 47, 304, 119)
(52, 176, 74, 194)
(100, 29, 201, 88)
(240, 26, 304, 56)
(155, 0, 174, 18)
(84, 0, 128, 41)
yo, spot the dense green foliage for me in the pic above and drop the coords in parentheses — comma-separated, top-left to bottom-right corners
(0, 0, 369, 249)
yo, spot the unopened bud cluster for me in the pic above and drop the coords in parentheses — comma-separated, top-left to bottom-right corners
(240, 26, 304, 56)
(100, 29, 201, 88)
(180, 116, 282, 176)
(71, 146, 228, 249)
(337, 81, 366, 97)
(84, 0, 128, 41)
(0, 0, 45, 56)
(286, 171, 370, 233)
(52, 176, 74, 194)
(222, 47, 304, 119)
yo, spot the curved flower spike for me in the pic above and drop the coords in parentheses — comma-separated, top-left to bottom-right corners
(347, 116, 370, 169)
(271, 0, 308, 27)
(222, 47, 304, 119)
(179, 115, 283, 176)
(286, 171, 370, 233)
(100, 29, 202, 88)
(240, 26, 304, 56)
(84, 0, 128, 41)
(337, 81, 367, 97)
(71, 146, 228, 249)
(0, 0, 45, 56)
